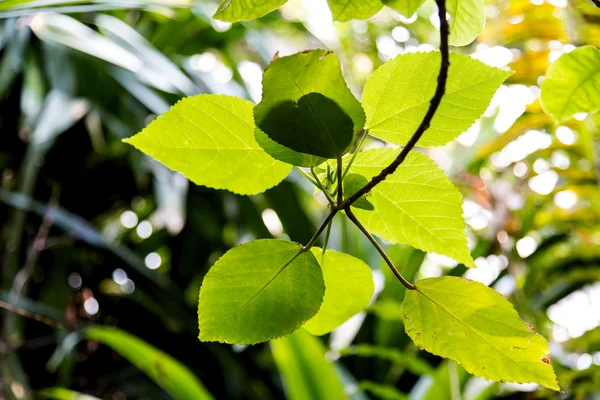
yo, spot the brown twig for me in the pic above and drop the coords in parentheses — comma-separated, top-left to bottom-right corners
(0, 300, 64, 329)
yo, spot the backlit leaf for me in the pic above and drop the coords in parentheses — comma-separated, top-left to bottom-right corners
(382, 0, 426, 17)
(328, 0, 383, 22)
(541, 45, 600, 122)
(124, 94, 291, 195)
(213, 0, 288, 22)
(198, 239, 324, 344)
(303, 248, 374, 335)
(362, 52, 511, 147)
(343, 173, 375, 211)
(447, 0, 486, 46)
(347, 149, 474, 267)
(402, 276, 560, 390)
(271, 329, 346, 400)
(255, 50, 365, 158)
(85, 326, 214, 400)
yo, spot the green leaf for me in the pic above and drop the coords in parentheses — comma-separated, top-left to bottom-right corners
(198, 239, 324, 344)
(447, 0, 485, 46)
(328, 0, 383, 22)
(348, 149, 475, 267)
(343, 173, 374, 211)
(255, 128, 327, 168)
(541, 45, 600, 122)
(381, 0, 426, 18)
(271, 329, 346, 400)
(84, 326, 214, 400)
(402, 276, 560, 390)
(213, 0, 288, 22)
(362, 52, 511, 147)
(255, 50, 365, 158)
(303, 248, 374, 335)
(123, 94, 291, 195)
(38, 388, 101, 400)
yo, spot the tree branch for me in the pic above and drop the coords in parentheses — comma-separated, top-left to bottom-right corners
(298, 0, 450, 290)
(345, 208, 416, 290)
(337, 0, 450, 211)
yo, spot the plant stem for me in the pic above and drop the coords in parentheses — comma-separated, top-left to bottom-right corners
(345, 207, 416, 290)
(311, 167, 335, 205)
(321, 218, 333, 264)
(294, 166, 320, 188)
(342, 130, 369, 181)
(295, 0, 449, 291)
(336, 156, 344, 204)
(303, 210, 338, 252)
(337, 0, 450, 211)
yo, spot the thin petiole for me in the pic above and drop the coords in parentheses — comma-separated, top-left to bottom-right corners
(294, 166, 320, 188)
(345, 207, 416, 290)
(342, 130, 369, 181)
(320, 218, 333, 264)
(311, 167, 335, 205)
(336, 156, 344, 204)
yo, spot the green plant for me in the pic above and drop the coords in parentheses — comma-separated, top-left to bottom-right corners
(118, 0, 600, 391)
(3, 0, 600, 397)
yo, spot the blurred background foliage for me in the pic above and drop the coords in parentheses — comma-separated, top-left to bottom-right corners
(1, 0, 600, 399)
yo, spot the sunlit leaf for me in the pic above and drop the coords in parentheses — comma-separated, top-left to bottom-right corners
(198, 239, 324, 344)
(541, 45, 600, 122)
(124, 94, 291, 195)
(447, 0, 486, 46)
(402, 276, 560, 390)
(271, 329, 346, 400)
(303, 248, 374, 335)
(348, 149, 475, 267)
(343, 173, 374, 211)
(255, 50, 365, 158)
(85, 326, 214, 400)
(362, 52, 511, 147)
(213, 0, 288, 22)
(382, 0, 426, 17)
(328, 0, 383, 22)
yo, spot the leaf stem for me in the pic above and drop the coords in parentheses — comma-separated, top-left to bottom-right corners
(342, 130, 369, 181)
(294, 166, 319, 188)
(345, 208, 416, 290)
(311, 167, 335, 205)
(336, 156, 344, 204)
(336, 0, 450, 211)
(321, 218, 333, 264)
